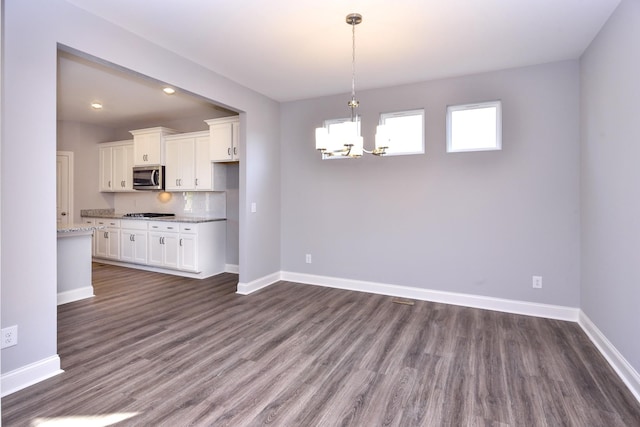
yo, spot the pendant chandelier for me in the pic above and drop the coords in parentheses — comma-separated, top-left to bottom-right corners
(315, 13, 389, 158)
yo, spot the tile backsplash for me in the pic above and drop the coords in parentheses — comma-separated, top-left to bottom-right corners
(113, 191, 226, 218)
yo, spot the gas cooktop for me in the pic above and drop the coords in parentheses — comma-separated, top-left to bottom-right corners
(123, 213, 175, 218)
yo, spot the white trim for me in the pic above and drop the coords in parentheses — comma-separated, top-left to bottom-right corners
(225, 264, 239, 274)
(236, 271, 281, 295)
(280, 271, 579, 321)
(1, 355, 63, 397)
(57, 287, 94, 305)
(578, 311, 640, 403)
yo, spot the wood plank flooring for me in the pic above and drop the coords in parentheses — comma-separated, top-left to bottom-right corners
(2, 263, 640, 426)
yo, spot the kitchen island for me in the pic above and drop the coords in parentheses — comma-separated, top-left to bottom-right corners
(57, 223, 104, 305)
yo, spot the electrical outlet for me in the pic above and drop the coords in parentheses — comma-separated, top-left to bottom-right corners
(1, 325, 18, 349)
(532, 276, 543, 289)
(305, 254, 312, 264)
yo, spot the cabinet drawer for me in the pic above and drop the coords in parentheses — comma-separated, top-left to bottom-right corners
(95, 219, 120, 228)
(148, 221, 179, 232)
(179, 223, 198, 234)
(120, 220, 149, 230)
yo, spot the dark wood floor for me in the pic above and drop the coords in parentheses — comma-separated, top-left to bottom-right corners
(2, 263, 640, 426)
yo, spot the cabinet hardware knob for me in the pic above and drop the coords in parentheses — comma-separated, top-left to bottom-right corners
(228, 148, 231, 156)
(179, 238, 183, 247)
(233, 147, 237, 155)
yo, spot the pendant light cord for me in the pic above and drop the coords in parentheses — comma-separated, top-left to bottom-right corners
(349, 17, 359, 122)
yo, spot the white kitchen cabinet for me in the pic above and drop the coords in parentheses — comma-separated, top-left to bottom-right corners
(83, 216, 226, 279)
(120, 220, 148, 265)
(165, 131, 226, 191)
(148, 222, 180, 269)
(206, 117, 240, 162)
(94, 219, 120, 259)
(130, 127, 178, 166)
(178, 224, 198, 271)
(99, 141, 134, 192)
(165, 133, 197, 191)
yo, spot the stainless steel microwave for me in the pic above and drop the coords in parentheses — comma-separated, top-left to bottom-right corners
(133, 165, 165, 191)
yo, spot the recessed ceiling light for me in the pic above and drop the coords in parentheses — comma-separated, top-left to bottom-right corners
(91, 102, 103, 110)
(163, 87, 176, 95)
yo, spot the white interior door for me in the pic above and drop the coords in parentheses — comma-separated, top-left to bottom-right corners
(56, 151, 74, 226)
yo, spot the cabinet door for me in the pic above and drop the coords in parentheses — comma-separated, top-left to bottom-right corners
(112, 145, 132, 191)
(148, 232, 165, 266)
(95, 230, 109, 258)
(148, 232, 178, 268)
(194, 136, 212, 190)
(99, 147, 113, 191)
(210, 122, 234, 161)
(120, 231, 135, 262)
(133, 133, 161, 165)
(163, 234, 179, 269)
(121, 144, 134, 191)
(166, 138, 196, 191)
(180, 140, 196, 189)
(179, 234, 198, 272)
(132, 231, 148, 264)
(165, 140, 182, 191)
(121, 230, 147, 264)
(107, 229, 120, 259)
(232, 121, 240, 160)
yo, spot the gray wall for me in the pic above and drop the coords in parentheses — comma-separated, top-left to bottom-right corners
(580, 0, 640, 373)
(2, 0, 280, 375)
(281, 61, 581, 307)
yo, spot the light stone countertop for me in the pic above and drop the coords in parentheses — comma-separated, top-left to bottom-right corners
(80, 209, 226, 223)
(57, 223, 106, 235)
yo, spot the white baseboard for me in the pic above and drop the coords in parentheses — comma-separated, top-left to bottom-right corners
(579, 311, 640, 403)
(1, 355, 63, 397)
(225, 264, 239, 274)
(280, 271, 579, 321)
(57, 287, 94, 305)
(236, 271, 281, 295)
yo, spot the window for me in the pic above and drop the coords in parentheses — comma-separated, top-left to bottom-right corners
(378, 109, 424, 156)
(446, 101, 502, 152)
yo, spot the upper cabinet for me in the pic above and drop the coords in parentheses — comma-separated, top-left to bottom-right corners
(99, 140, 134, 192)
(165, 131, 226, 192)
(130, 127, 178, 166)
(206, 117, 240, 162)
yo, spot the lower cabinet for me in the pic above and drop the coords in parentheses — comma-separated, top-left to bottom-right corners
(120, 220, 148, 265)
(148, 229, 179, 269)
(95, 219, 120, 259)
(178, 224, 198, 272)
(85, 217, 225, 278)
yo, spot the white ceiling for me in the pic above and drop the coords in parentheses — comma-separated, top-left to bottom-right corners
(59, 0, 620, 126)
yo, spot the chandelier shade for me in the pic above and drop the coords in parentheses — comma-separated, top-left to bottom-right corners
(315, 13, 388, 159)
